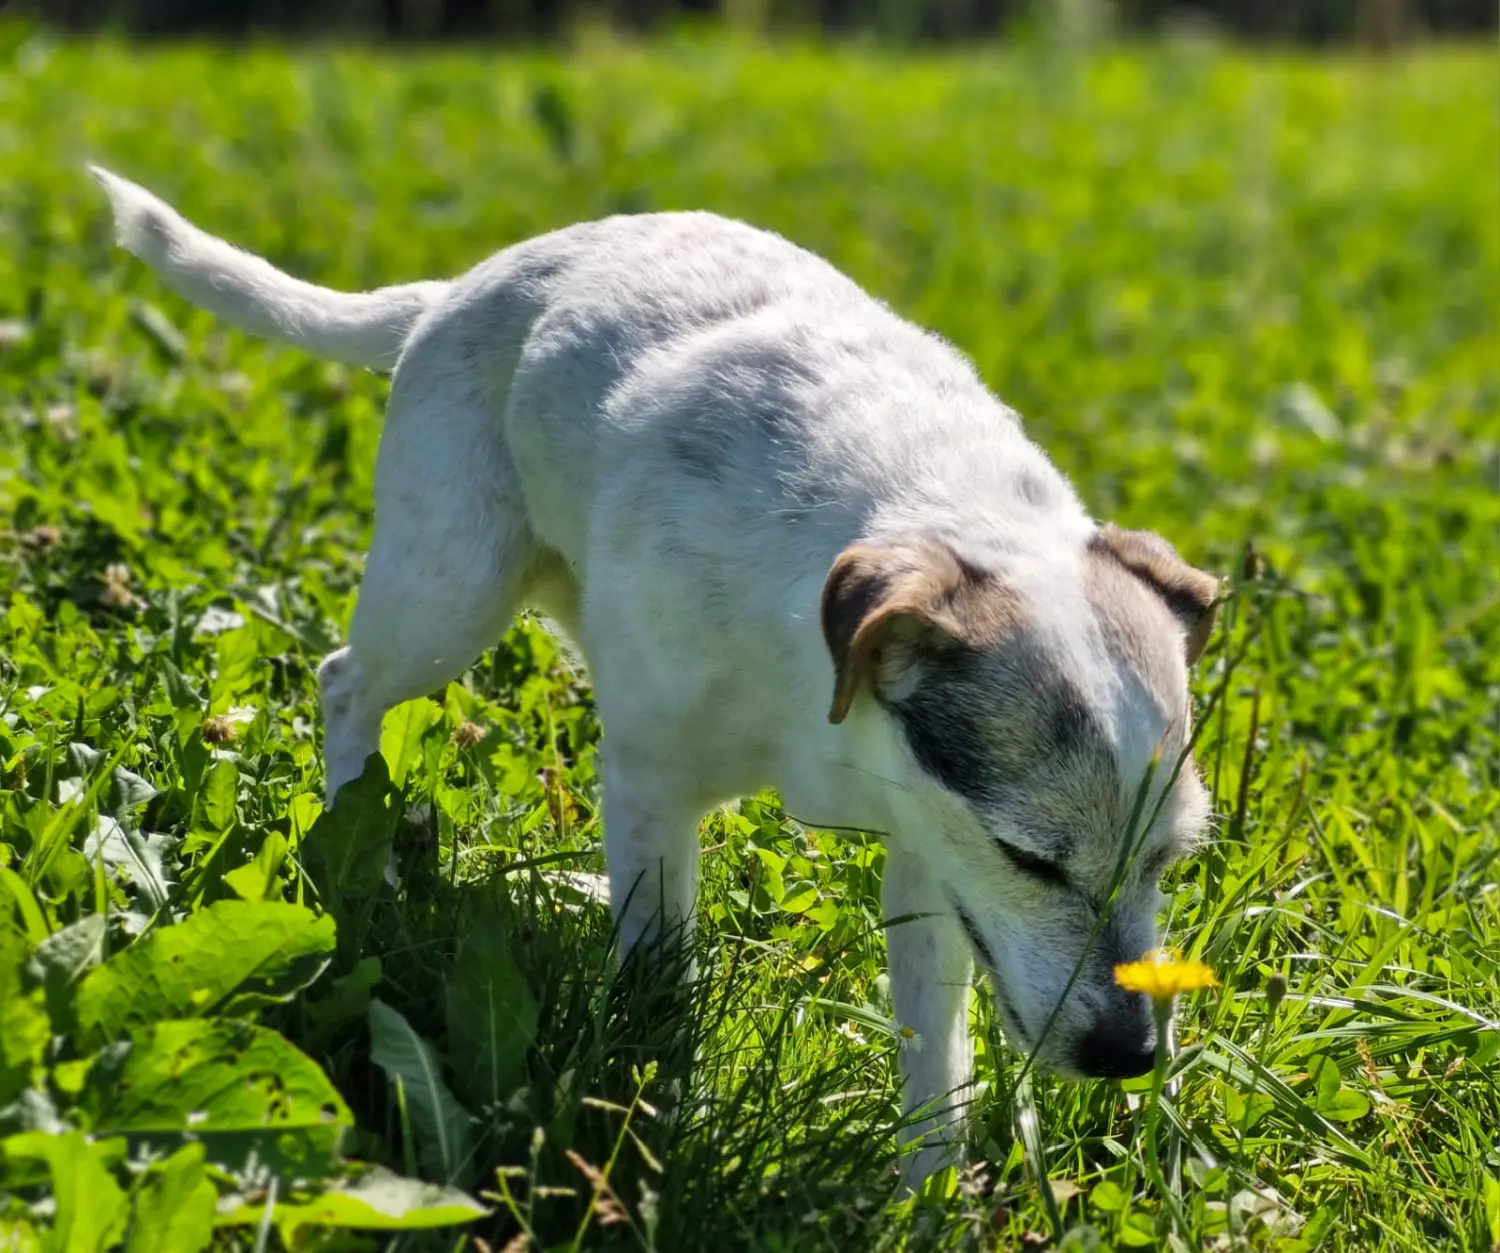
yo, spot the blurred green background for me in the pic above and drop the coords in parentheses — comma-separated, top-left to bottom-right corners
(1, 12, 1497, 1253)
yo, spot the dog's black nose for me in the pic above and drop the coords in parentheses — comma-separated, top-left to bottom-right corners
(1074, 1022, 1156, 1079)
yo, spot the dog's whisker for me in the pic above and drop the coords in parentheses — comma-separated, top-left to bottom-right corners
(836, 762, 911, 793)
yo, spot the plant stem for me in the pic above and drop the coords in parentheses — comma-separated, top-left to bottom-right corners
(1144, 999, 1192, 1241)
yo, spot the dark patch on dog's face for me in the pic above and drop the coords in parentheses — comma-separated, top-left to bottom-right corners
(882, 634, 1122, 858)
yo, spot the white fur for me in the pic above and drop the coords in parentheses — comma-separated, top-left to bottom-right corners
(92, 168, 1206, 1190)
(89, 167, 447, 370)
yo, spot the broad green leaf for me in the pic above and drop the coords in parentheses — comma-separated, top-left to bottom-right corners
(1307, 1055, 1341, 1107)
(125, 1143, 216, 1253)
(287, 793, 323, 843)
(380, 698, 442, 789)
(442, 681, 479, 725)
(1059, 1223, 1110, 1252)
(368, 999, 475, 1184)
(304, 754, 399, 901)
(780, 879, 819, 913)
(2, 1130, 127, 1253)
(105, 765, 159, 817)
(198, 759, 239, 832)
(81, 1018, 350, 1177)
(749, 845, 787, 875)
(25, 914, 106, 1035)
(61, 745, 157, 816)
(1224, 1088, 1275, 1131)
(803, 897, 840, 930)
(750, 846, 786, 906)
(76, 899, 334, 1045)
(1319, 1087, 1370, 1122)
(224, 829, 288, 901)
(304, 956, 383, 1053)
(218, 1166, 487, 1235)
(211, 626, 261, 701)
(1307, 1054, 1368, 1122)
(0, 932, 49, 1106)
(1116, 1211, 1156, 1248)
(157, 659, 202, 712)
(1089, 1180, 1128, 1213)
(303, 756, 400, 960)
(82, 819, 178, 917)
(445, 918, 538, 1109)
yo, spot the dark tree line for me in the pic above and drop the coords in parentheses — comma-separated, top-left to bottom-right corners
(23, 0, 1496, 42)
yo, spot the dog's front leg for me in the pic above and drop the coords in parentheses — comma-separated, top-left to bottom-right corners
(600, 745, 703, 963)
(882, 841, 974, 1193)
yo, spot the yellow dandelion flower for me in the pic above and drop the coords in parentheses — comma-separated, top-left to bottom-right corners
(1114, 948, 1219, 1006)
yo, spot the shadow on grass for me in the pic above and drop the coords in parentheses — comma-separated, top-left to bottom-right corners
(289, 760, 983, 1251)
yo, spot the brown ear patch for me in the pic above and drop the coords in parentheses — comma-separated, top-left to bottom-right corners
(1088, 525, 1221, 664)
(820, 538, 1016, 724)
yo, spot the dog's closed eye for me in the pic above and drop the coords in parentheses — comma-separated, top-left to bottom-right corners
(995, 838, 1070, 887)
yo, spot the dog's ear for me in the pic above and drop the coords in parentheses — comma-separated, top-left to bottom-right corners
(1089, 525, 1221, 664)
(821, 538, 1013, 724)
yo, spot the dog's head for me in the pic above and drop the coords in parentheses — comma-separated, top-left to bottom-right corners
(822, 525, 1219, 1078)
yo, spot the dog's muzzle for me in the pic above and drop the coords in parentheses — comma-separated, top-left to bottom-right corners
(1071, 989, 1157, 1079)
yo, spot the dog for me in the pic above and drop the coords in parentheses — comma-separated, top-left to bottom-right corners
(91, 167, 1219, 1187)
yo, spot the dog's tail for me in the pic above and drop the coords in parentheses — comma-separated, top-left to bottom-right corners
(89, 167, 449, 371)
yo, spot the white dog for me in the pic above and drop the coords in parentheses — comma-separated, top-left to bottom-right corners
(92, 167, 1219, 1186)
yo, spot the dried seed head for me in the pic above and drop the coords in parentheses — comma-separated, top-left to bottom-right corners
(201, 715, 237, 745)
(452, 720, 487, 749)
(1265, 972, 1288, 1013)
(19, 524, 61, 552)
(97, 564, 144, 611)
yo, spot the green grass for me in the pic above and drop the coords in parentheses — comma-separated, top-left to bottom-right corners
(1, 23, 1498, 1252)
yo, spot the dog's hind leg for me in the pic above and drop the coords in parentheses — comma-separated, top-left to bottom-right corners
(317, 367, 534, 804)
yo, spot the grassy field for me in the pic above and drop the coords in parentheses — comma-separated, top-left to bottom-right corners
(1, 24, 1498, 1252)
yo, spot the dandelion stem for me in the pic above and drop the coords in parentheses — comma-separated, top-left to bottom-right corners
(1142, 1000, 1172, 1236)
